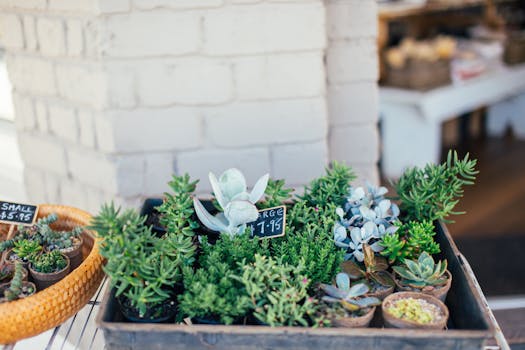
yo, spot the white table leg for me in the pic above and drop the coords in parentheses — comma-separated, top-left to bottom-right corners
(380, 104, 441, 179)
(510, 93, 525, 139)
(487, 99, 513, 138)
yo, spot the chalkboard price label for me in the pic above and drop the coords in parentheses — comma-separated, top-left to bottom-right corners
(0, 201, 39, 226)
(249, 205, 286, 239)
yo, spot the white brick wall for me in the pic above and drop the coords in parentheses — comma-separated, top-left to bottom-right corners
(1, 0, 380, 211)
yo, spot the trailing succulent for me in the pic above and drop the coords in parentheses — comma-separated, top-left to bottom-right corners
(193, 168, 269, 237)
(395, 150, 478, 222)
(3, 262, 33, 301)
(334, 183, 400, 262)
(91, 203, 196, 318)
(393, 252, 448, 289)
(233, 254, 325, 327)
(320, 272, 381, 316)
(380, 220, 440, 264)
(341, 244, 395, 292)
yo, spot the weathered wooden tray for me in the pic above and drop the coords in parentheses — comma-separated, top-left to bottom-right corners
(97, 211, 497, 350)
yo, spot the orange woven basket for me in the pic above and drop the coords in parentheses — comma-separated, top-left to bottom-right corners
(0, 204, 105, 344)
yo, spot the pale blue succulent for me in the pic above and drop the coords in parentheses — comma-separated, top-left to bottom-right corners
(193, 168, 269, 237)
(334, 182, 400, 262)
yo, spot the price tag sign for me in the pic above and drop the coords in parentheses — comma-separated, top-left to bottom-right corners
(0, 201, 39, 226)
(248, 205, 286, 239)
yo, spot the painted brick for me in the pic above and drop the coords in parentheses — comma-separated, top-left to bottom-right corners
(134, 0, 223, 10)
(328, 82, 378, 126)
(48, 104, 78, 143)
(0, 0, 46, 10)
(326, 0, 377, 40)
(23, 16, 38, 51)
(34, 100, 49, 132)
(0, 14, 24, 50)
(11, 92, 36, 131)
(23, 167, 47, 203)
(205, 98, 327, 147)
(350, 163, 380, 187)
(137, 59, 233, 106)
(18, 132, 68, 176)
(100, 11, 200, 57)
(96, 108, 202, 153)
(48, 0, 130, 13)
(66, 19, 84, 56)
(44, 172, 61, 203)
(77, 110, 96, 148)
(329, 124, 379, 164)
(60, 178, 88, 209)
(235, 53, 324, 101)
(327, 39, 378, 83)
(144, 153, 174, 196)
(177, 147, 271, 194)
(55, 63, 106, 107)
(271, 141, 327, 185)
(105, 63, 137, 108)
(6, 55, 56, 96)
(37, 18, 66, 56)
(203, 2, 325, 55)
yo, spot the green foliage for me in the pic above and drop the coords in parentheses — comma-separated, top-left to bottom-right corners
(4, 262, 25, 301)
(90, 203, 196, 317)
(12, 239, 42, 261)
(30, 250, 67, 274)
(233, 254, 325, 327)
(380, 220, 440, 264)
(273, 202, 344, 287)
(258, 179, 294, 209)
(393, 252, 448, 288)
(158, 173, 200, 237)
(395, 150, 478, 222)
(299, 161, 356, 208)
(178, 233, 269, 324)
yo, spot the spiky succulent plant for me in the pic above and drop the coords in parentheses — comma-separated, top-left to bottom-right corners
(333, 183, 400, 262)
(193, 168, 269, 237)
(320, 272, 380, 313)
(392, 252, 448, 288)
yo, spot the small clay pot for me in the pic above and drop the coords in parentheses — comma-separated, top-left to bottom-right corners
(29, 254, 70, 291)
(0, 281, 37, 302)
(0, 263, 29, 283)
(382, 292, 449, 330)
(332, 306, 376, 328)
(5, 249, 30, 269)
(394, 270, 452, 302)
(60, 236, 84, 271)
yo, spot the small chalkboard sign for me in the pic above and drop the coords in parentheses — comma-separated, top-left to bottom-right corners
(248, 205, 286, 239)
(0, 201, 39, 226)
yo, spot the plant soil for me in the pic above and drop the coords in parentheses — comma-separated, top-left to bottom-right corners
(118, 296, 176, 323)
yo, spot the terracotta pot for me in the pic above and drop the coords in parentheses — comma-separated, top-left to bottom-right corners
(394, 270, 452, 302)
(60, 236, 84, 271)
(0, 281, 37, 302)
(332, 306, 376, 328)
(5, 249, 30, 269)
(0, 263, 28, 283)
(382, 292, 449, 330)
(29, 254, 70, 291)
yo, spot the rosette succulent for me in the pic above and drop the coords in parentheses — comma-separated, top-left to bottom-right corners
(333, 183, 400, 262)
(320, 272, 381, 313)
(193, 168, 269, 237)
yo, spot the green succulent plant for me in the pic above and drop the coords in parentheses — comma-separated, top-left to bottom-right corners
(4, 262, 30, 301)
(12, 239, 42, 261)
(320, 272, 380, 313)
(30, 250, 67, 274)
(395, 150, 478, 222)
(380, 220, 440, 264)
(258, 178, 294, 209)
(341, 244, 395, 291)
(392, 252, 448, 288)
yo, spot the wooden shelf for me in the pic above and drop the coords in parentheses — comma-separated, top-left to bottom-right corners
(379, 0, 486, 20)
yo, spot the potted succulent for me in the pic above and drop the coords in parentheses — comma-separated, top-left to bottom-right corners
(340, 244, 395, 300)
(8, 239, 42, 268)
(29, 250, 70, 290)
(319, 272, 381, 328)
(0, 262, 28, 284)
(0, 262, 36, 303)
(90, 191, 196, 323)
(392, 252, 451, 302)
(382, 292, 449, 329)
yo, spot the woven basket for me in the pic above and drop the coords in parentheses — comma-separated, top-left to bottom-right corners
(0, 204, 105, 344)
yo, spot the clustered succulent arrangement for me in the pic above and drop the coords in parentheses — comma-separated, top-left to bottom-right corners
(0, 213, 84, 298)
(92, 150, 477, 328)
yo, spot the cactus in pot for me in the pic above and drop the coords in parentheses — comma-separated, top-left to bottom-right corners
(193, 168, 269, 237)
(392, 252, 451, 301)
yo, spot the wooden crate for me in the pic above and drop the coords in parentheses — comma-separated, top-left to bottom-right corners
(97, 216, 496, 350)
(385, 59, 451, 91)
